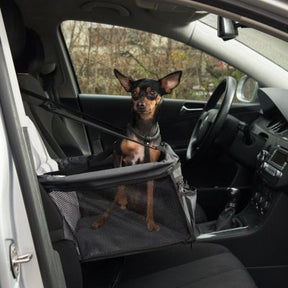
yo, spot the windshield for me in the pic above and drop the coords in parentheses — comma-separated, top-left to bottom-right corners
(201, 14, 288, 72)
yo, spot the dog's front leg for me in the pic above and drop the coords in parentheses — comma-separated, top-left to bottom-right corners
(92, 200, 116, 228)
(116, 184, 128, 210)
(114, 153, 128, 210)
(146, 180, 160, 231)
(92, 185, 127, 228)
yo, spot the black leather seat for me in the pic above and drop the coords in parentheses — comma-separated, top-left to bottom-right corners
(81, 243, 256, 288)
(1, 0, 257, 287)
(119, 243, 256, 288)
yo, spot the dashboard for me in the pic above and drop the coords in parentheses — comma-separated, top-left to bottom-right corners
(229, 88, 288, 217)
(250, 88, 288, 188)
(228, 87, 288, 189)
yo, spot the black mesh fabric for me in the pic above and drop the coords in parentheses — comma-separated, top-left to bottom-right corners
(40, 143, 195, 261)
(76, 176, 192, 261)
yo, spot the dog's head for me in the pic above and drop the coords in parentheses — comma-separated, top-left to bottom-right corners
(114, 69, 182, 120)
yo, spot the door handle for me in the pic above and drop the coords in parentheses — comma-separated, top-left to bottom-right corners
(180, 105, 203, 115)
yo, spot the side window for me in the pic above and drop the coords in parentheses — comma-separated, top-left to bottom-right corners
(61, 21, 244, 101)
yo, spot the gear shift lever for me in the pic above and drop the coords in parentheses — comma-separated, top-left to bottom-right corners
(215, 188, 241, 231)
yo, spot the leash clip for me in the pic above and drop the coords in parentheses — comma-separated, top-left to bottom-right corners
(145, 137, 151, 146)
(145, 139, 159, 150)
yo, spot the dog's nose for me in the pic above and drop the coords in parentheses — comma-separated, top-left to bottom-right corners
(137, 101, 146, 109)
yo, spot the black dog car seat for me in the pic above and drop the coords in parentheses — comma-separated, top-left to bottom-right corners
(38, 136, 256, 287)
(40, 142, 197, 261)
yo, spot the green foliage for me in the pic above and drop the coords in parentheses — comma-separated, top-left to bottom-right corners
(61, 21, 243, 102)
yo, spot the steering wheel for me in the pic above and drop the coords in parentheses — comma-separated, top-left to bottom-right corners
(186, 76, 237, 161)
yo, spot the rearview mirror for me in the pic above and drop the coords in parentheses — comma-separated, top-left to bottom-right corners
(236, 75, 259, 103)
(217, 16, 238, 41)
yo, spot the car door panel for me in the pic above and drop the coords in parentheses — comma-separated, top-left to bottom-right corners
(79, 94, 132, 154)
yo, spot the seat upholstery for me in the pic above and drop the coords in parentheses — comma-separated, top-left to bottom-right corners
(82, 243, 257, 287)
(121, 256, 255, 288)
(18, 73, 83, 158)
(2, 3, 86, 159)
(118, 243, 256, 288)
(16, 29, 86, 158)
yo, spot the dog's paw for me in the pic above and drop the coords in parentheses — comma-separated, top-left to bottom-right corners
(92, 219, 104, 228)
(119, 204, 127, 210)
(147, 219, 160, 232)
(117, 199, 128, 210)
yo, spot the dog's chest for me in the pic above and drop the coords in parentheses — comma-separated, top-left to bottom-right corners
(129, 146, 145, 165)
(120, 134, 160, 166)
(121, 136, 145, 165)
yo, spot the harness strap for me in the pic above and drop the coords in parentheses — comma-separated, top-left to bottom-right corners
(126, 124, 161, 163)
(144, 144, 150, 163)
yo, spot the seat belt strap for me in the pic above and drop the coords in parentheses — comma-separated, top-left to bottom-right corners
(21, 88, 159, 151)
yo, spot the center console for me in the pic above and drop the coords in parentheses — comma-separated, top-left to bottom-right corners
(258, 146, 288, 186)
(197, 145, 288, 239)
(251, 146, 288, 215)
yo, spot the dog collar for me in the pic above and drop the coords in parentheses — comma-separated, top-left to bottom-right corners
(127, 123, 161, 145)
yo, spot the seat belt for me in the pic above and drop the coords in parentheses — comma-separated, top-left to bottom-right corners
(29, 106, 67, 158)
(41, 70, 104, 155)
(21, 88, 160, 151)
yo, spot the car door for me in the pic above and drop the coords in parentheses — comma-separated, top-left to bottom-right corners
(0, 9, 66, 287)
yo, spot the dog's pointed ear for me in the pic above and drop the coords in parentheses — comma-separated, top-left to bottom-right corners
(159, 71, 182, 94)
(114, 69, 133, 92)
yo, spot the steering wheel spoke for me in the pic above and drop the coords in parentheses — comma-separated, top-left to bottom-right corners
(186, 77, 237, 161)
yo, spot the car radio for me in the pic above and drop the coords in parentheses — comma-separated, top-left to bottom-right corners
(259, 146, 288, 187)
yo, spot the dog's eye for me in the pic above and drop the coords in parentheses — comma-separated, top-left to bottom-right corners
(132, 91, 140, 100)
(147, 90, 158, 100)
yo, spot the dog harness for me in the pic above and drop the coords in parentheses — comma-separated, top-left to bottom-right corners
(127, 123, 161, 163)
(113, 123, 161, 164)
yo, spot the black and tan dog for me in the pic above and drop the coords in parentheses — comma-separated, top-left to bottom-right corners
(92, 69, 182, 231)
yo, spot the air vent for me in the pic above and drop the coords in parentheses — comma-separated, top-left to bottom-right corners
(267, 119, 288, 134)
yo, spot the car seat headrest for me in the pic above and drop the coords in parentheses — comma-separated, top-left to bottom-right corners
(15, 28, 57, 76)
(17, 28, 45, 74)
(1, 0, 27, 63)
(41, 62, 57, 76)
